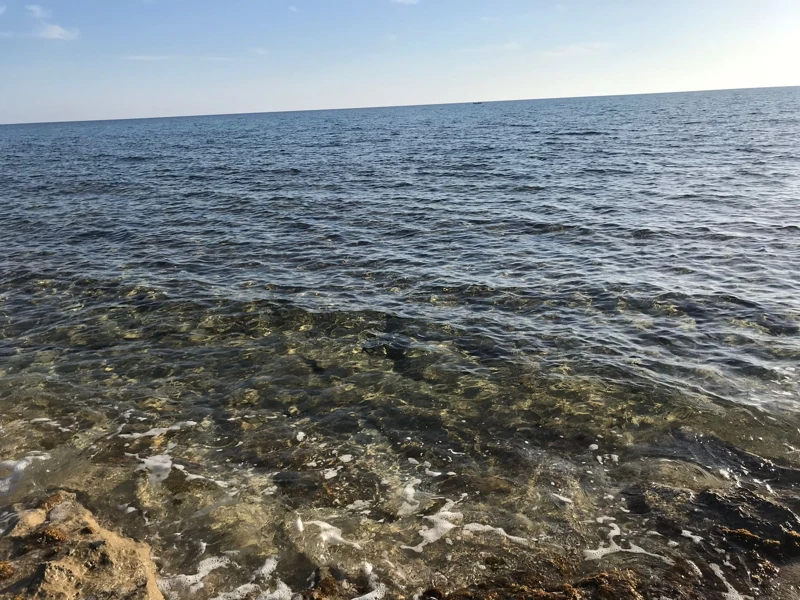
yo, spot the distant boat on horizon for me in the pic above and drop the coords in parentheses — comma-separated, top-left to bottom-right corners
(472, 101, 483, 105)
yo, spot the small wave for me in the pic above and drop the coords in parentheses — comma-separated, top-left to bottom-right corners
(506, 125, 541, 131)
(509, 185, 545, 192)
(120, 155, 154, 162)
(755, 314, 799, 336)
(554, 131, 604, 136)
(582, 168, 635, 175)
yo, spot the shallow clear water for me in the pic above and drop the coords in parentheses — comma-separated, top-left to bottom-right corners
(1, 87, 800, 598)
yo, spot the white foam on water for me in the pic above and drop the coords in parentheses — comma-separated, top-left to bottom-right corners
(29, 418, 70, 431)
(351, 562, 386, 600)
(462, 523, 530, 547)
(324, 466, 342, 480)
(397, 478, 422, 516)
(583, 523, 674, 565)
(0, 452, 51, 496)
(184, 472, 229, 488)
(137, 453, 173, 485)
(397, 502, 418, 517)
(596, 516, 615, 523)
(296, 431, 306, 442)
(173, 464, 230, 488)
(159, 556, 231, 595)
(710, 564, 754, 600)
(254, 557, 278, 581)
(119, 420, 197, 440)
(346, 500, 372, 512)
(340, 454, 353, 463)
(306, 520, 363, 549)
(209, 583, 261, 600)
(551, 493, 573, 505)
(402, 478, 421, 502)
(685, 559, 703, 577)
(647, 530, 662, 537)
(402, 500, 463, 553)
(681, 530, 703, 543)
(256, 581, 294, 600)
(203, 557, 298, 600)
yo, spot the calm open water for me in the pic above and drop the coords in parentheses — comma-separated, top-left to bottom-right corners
(1, 87, 800, 598)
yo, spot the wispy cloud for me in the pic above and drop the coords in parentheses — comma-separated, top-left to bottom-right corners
(17, 4, 80, 40)
(288, 5, 298, 11)
(252, 47, 269, 56)
(25, 4, 51, 19)
(37, 23, 78, 40)
(0, 6, 7, 17)
(391, 0, 419, 4)
(540, 42, 609, 58)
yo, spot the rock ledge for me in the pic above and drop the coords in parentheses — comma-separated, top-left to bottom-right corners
(0, 491, 163, 600)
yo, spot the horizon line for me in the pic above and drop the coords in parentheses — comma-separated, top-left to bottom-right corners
(1, 84, 798, 127)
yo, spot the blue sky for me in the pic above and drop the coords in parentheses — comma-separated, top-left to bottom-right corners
(1, 0, 799, 123)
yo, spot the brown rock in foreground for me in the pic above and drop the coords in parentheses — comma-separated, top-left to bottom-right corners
(0, 491, 163, 600)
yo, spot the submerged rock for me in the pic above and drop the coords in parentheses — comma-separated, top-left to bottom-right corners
(419, 569, 646, 600)
(0, 491, 163, 599)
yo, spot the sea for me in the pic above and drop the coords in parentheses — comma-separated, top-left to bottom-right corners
(1, 86, 800, 599)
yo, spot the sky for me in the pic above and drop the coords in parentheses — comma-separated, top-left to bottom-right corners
(1, 0, 799, 124)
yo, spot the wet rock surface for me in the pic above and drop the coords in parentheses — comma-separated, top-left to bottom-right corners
(0, 491, 163, 599)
